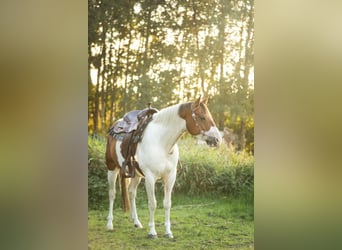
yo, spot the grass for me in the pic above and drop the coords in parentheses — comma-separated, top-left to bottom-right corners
(88, 135, 254, 249)
(88, 194, 254, 250)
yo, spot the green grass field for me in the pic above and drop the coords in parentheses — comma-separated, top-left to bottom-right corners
(88, 136, 254, 249)
(88, 194, 254, 249)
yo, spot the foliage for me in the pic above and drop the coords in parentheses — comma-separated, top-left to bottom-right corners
(88, 136, 254, 209)
(88, 136, 108, 210)
(88, 135, 106, 168)
(88, 0, 254, 144)
(88, 166, 108, 210)
(175, 137, 254, 197)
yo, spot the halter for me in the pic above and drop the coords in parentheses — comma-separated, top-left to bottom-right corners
(191, 102, 206, 135)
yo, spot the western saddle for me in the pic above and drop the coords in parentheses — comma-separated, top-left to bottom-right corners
(108, 103, 158, 178)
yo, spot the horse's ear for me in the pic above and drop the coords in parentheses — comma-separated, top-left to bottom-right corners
(194, 96, 201, 106)
(201, 98, 208, 105)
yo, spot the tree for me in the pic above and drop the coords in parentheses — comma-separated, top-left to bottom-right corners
(88, 0, 254, 152)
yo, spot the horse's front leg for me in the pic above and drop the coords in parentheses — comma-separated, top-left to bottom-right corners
(163, 169, 176, 238)
(128, 175, 143, 228)
(145, 175, 157, 238)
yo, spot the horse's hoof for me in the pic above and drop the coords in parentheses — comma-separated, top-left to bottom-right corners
(164, 233, 174, 239)
(148, 234, 158, 239)
(106, 224, 114, 231)
(134, 224, 143, 228)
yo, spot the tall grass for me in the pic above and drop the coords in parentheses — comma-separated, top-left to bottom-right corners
(88, 136, 108, 209)
(175, 136, 254, 198)
(88, 136, 106, 168)
(88, 135, 254, 209)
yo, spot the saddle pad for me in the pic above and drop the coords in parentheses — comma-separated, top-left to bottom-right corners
(107, 127, 126, 141)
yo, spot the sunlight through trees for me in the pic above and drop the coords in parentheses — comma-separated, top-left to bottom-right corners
(88, 0, 254, 152)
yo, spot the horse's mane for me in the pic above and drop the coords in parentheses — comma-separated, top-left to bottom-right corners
(152, 103, 182, 124)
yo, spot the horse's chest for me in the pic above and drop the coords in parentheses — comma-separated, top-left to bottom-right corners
(137, 147, 177, 175)
(139, 150, 176, 165)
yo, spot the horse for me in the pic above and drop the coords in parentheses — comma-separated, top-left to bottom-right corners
(105, 97, 222, 238)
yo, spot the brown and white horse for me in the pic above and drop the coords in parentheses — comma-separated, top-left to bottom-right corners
(105, 97, 222, 238)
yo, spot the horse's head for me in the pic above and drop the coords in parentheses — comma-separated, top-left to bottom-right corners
(179, 97, 222, 147)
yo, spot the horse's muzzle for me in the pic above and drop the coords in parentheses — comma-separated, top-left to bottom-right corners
(205, 136, 220, 147)
(200, 126, 222, 147)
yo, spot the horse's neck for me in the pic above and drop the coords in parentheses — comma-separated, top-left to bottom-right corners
(149, 104, 186, 153)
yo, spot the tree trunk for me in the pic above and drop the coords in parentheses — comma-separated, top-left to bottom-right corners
(239, 119, 247, 151)
(124, 31, 132, 114)
(100, 39, 107, 134)
(140, 5, 152, 107)
(93, 64, 100, 136)
(217, 1, 226, 130)
(243, 11, 254, 87)
(88, 44, 94, 131)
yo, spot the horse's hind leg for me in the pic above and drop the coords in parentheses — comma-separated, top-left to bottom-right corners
(128, 176, 143, 228)
(106, 168, 119, 230)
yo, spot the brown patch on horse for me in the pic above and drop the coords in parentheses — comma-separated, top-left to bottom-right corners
(106, 120, 132, 212)
(178, 98, 216, 135)
(178, 102, 201, 135)
(106, 121, 120, 171)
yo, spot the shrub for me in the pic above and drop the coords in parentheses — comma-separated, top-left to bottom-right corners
(213, 164, 254, 197)
(176, 137, 254, 197)
(174, 162, 217, 195)
(88, 166, 108, 210)
(88, 136, 108, 209)
(88, 136, 106, 169)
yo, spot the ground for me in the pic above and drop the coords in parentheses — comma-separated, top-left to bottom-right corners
(88, 195, 254, 249)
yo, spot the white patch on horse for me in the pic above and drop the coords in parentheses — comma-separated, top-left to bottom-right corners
(115, 140, 124, 166)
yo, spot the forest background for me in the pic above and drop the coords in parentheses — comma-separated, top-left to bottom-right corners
(88, 0, 254, 153)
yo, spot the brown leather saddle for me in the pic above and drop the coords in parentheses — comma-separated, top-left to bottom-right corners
(108, 104, 158, 178)
(112, 109, 155, 134)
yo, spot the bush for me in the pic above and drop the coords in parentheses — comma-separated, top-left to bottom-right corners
(174, 162, 217, 195)
(88, 166, 108, 210)
(88, 136, 106, 168)
(213, 164, 254, 197)
(176, 137, 254, 197)
(88, 136, 108, 209)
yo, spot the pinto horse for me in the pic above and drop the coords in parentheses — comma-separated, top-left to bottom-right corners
(105, 97, 222, 238)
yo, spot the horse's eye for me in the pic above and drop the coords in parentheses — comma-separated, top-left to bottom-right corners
(200, 117, 206, 121)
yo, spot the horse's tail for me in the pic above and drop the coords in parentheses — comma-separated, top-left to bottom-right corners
(120, 173, 130, 212)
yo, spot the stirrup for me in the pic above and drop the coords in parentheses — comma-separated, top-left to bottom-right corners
(121, 163, 135, 178)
